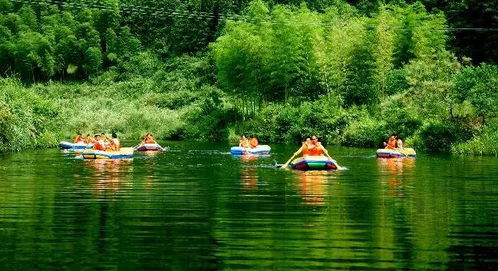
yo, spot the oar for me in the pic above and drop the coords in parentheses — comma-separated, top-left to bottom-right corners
(321, 145, 340, 167)
(279, 151, 299, 169)
(396, 148, 408, 157)
(325, 153, 336, 163)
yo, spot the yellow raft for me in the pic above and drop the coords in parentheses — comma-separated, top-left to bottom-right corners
(376, 148, 416, 158)
(82, 148, 134, 159)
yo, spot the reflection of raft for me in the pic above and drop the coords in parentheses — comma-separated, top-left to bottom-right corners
(82, 148, 134, 159)
(135, 143, 165, 152)
(290, 156, 338, 170)
(230, 145, 271, 155)
(59, 141, 93, 150)
(376, 148, 416, 158)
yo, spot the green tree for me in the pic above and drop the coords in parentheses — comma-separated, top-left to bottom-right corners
(404, 52, 461, 119)
(14, 31, 55, 81)
(453, 63, 498, 124)
(83, 46, 102, 74)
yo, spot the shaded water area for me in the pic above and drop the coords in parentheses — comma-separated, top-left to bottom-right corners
(1, 142, 497, 270)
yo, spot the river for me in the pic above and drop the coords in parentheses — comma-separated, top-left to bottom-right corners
(1, 142, 497, 270)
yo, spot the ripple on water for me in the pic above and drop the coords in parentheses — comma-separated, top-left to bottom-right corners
(0, 143, 497, 270)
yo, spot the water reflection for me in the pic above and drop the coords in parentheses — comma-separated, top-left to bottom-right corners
(84, 159, 133, 193)
(241, 165, 258, 191)
(236, 154, 261, 162)
(297, 171, 328, 205)
(377, 158, 415, 197)
(1, 144, 498, 270)
(140, 151, 161, 157)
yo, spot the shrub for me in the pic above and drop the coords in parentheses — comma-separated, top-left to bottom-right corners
(452, 120, 498, 156)
(0, 78, 62, 151)
(141, 91, 200, 110)
(408, 121, 456, 153)
(340, 114, 386, 147)
(379, 95, 422, 139)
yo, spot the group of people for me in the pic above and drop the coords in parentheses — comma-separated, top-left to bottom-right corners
(73, 132, 159, 152)
(141, 133, 157, 144)
(295, 136, 330, 157)
(281, 135, 335, 168)
(384, 135, 403, 150)
(73, 132, 121, 151)
(75, 131, 404, 156)
(239, 136, 259, 149)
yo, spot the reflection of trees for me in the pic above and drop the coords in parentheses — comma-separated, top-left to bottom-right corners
(1, 147, 496, 269)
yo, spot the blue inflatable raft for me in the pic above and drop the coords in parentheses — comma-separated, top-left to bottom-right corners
(59, 141, 93, 150)
(230, 145, 271, 155)
(82, 148, 134, 159)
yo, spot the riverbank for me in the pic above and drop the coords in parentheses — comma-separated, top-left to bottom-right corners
(1, 75, 496, 156)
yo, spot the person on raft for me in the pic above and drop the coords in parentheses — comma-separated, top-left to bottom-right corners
(84, 134, 94, 144)
(107, 132, 121, 151)
(93, 135, 107, 151)
(142, 133, 157, 144)
(384, 135, 404, 150)
(239, 135, 250, 148)
(309, 136, 330, 156)
(396, 137, 404, 150)
(249, 136, 259, 149)
(73, 133, 83, 143)
(383, 135, 397, 150)
(292, 137, 312, 157)
(282, 136, 337, 168)
(293, 136, 330, 157)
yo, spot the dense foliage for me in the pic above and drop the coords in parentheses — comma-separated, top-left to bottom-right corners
(0, 0, 140, 80)
(0, 0, 497, 155)
(212, 1, 497, 154)
(0, 52, 234, 151)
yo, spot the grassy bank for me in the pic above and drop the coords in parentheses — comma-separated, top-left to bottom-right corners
(0, 53, 234, 151)
(1, 69, 496, 156)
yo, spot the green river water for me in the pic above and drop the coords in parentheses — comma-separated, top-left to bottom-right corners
(0, 141, 497, 270)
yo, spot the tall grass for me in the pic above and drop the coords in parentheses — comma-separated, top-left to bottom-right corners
(0, 53, 229, 152)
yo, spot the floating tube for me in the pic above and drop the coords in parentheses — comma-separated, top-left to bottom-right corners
(82, 148, 134, 159)
(135, 143, 165, 152)
(230, 145, 271, 155)
(59, 141, 93, 150)
(376, 148, 416, 158)
(290, 156, 338, 170)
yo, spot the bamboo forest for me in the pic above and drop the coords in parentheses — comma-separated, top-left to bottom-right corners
(0, 0, 497, 270)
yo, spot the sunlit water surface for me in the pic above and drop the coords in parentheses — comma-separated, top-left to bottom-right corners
(1, 142, 497, 270)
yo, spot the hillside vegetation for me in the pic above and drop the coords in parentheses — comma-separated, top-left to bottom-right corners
(0, 0, 496, 155)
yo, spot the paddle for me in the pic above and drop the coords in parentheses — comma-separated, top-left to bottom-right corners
(319, 142, 341, 167)
(279, 151, 299, 169)
(398, 149, 408, 157)
(325, 153, 336, 163)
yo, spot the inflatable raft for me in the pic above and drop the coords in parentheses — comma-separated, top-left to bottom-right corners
(135, 143, 165, 152)
(59, 141, 93, 150)
(290, 156, 338, 170)
(376, 148, 416, 158)
(230, 145, 271, 155)
(82, 148, 134, 159)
